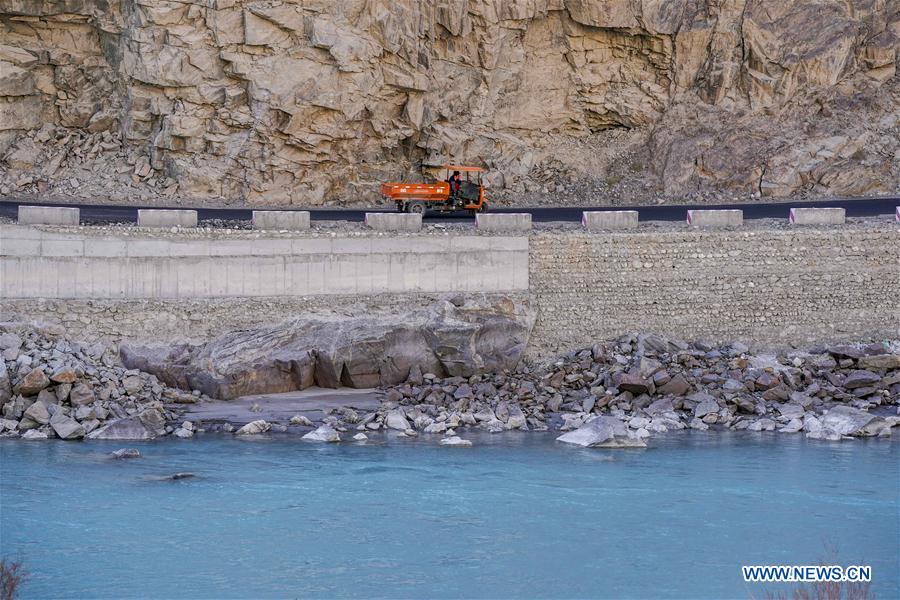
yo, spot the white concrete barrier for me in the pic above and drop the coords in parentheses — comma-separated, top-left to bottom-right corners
(582, 210, 639, 230)
(686, 209, 743, 227)
(252, 210, 311, 230)
(137, 209, 198, 228)
(364, 212, 422, 232)
(0, 225, 529, 298)
(476, 213, 532, 232)
(17, 205, 79, 226)
(789, 207, 845, 225)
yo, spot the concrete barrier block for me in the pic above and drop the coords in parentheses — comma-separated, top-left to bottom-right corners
(364, 212, 422, 232)
(17, 205, 79, 226)
(476, 213, 532, 232)
(137, 209, 198, 228)
(789, 207, 845, 225)
(686, 209, 743, 227)
(582, 210, 639, 230)
(252, 210, 310, 230)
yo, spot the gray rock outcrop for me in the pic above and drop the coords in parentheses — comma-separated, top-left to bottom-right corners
(1, 1, 896, 204)
(88, 409, 168, 440)
(121, 297, 535, 399)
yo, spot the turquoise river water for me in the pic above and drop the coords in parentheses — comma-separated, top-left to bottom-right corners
(1, 431, 898, 599)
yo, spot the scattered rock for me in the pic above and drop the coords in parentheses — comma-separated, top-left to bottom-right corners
(111, 448, 142, 459)
(235, 420, 271, 435)
(289, 414, 314, 427)
(302, 425, 341, 442)
(439, 436, 472, 446)
(556, 416, 647, 448)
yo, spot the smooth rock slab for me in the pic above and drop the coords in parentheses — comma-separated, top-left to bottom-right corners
(556, 416, 647, 448)
(88, 409, 166, 440)
(120, 297, 535, 399)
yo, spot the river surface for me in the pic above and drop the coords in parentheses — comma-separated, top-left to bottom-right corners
(1, 431, 898, 599)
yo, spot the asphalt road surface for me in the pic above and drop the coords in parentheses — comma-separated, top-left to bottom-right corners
(1, 196, 897, 224)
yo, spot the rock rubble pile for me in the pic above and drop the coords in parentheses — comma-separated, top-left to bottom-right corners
(0, 325, 199, 440)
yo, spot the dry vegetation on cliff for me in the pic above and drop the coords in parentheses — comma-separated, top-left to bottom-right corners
(0, 0, 898, 207)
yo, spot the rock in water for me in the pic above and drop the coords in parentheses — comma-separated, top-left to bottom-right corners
(111, 448, 142, 459)
(439, 436, 472, 446)
(21, 429, 48, 440)
(120, 297, 536, 399)
(302, 425, 341, 443)
(556, 416, 647, 448)
(235, 420, 270, 435)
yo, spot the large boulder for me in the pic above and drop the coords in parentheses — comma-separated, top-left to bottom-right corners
(50, 411, 85, 440)
(22, 399, 50, 424)
(235, 420, 271, 435)
(14, 367, 49, 395)
(88, 408, 167, 440)
(819, 406, 887, 437)
(556, 416, 647, 448)
(120, 297, 535, 399)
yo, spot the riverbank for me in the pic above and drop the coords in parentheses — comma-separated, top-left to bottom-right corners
(2, 324, 897, 445)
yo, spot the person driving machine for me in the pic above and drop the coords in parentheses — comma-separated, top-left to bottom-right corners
(448, 170, 462, 208)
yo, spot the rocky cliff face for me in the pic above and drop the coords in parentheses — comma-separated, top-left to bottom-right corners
(1, 0, 897, 206)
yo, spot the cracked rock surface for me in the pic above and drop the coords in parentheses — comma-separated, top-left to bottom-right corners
(0, 1, 897, 206)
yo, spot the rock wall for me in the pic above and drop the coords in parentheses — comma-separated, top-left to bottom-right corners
(2, 222, 898, 357)
(529, 224, 900, 355)
(1, 1, 897, 205)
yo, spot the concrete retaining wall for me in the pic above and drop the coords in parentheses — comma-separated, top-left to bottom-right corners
(137, 209, 198, 228)
(2, 222, 897, 353)
(252, 211, 310, 230)
(18, 206, 79, 226)
(582, 211, 638, 230)
(0, 225, 528, 299)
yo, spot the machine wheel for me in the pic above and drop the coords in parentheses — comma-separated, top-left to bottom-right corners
(408, 201, 427, 215)
(479, 202, 489, 213)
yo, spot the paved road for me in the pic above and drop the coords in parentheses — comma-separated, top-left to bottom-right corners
(1, 196, 897, 224)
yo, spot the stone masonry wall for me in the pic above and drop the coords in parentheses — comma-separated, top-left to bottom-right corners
(529, 224, 900, 356)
